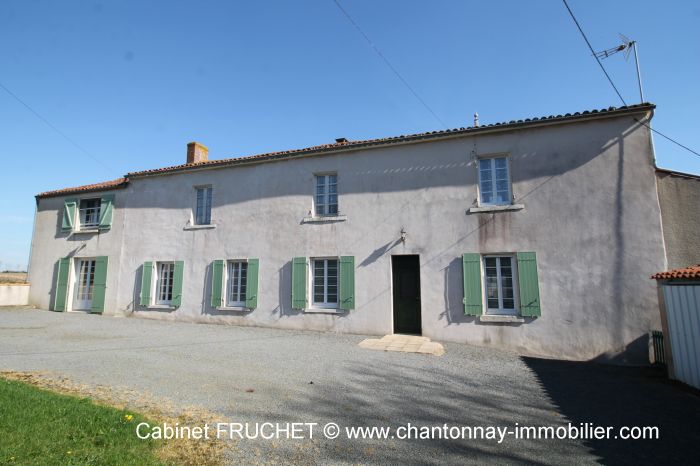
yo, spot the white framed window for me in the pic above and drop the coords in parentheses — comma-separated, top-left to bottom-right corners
(484, 256, 519, 315)
(79, 198, 101, 229)
(156, 262, 175, 305)
(478, 157, 511, 205)
(314, 174, 338, 216)
(312, 258, 339, 308)
(73, 258, 96, 310)
(195, 186, 213, 225)
(226, 260, 248, 306)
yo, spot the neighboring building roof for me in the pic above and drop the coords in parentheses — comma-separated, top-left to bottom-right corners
(37, 178, 128, 199)
(652, 265, 700, 280)
(656, 168, 700, 181)
(37, 103, 655, 198)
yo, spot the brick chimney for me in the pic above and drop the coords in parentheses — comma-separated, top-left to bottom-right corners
(186, 142, 208, 164)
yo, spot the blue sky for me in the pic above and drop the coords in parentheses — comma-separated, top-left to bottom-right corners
(1, 0, 699, 270)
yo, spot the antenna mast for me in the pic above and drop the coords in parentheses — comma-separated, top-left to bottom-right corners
(594, 34, 644, 103)
(631, 41, 644, 103)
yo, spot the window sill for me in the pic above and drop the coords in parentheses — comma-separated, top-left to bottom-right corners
(183, 224, 217, 231)
(467, 204, 524, 214)
(146, 304, 176, 310)
(217, 306, 250, 312)
(301, 215, 347, 224)
(304, 307, 346, 314)
(479, 315, 525, 323)
(73, 228, 100, 234)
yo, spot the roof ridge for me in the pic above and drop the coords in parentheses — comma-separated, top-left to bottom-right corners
(126, 103, 654, 178)
(37, 103, 655, 197)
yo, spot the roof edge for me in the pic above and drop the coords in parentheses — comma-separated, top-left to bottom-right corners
(655, 167, 700, 180)
(652, 264, 700, 280)
(36, 178, 129, 199)
(126, 103, 655, 179)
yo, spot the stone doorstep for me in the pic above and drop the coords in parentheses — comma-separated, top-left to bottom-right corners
(358, 334, 445, 356)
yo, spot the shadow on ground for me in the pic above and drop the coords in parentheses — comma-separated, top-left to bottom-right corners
(226, 356, 700, 465)
(226, 357, 590, 464)
(522, 357, 700, 465)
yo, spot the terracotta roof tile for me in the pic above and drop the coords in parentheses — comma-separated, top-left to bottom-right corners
(651, 265, 700, 280)
(37, 103, 656, 197)
(37, 178, 128, 199)
(125, 103, 655, 178)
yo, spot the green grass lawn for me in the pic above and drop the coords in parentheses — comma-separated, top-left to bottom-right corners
(0, 377, 165, 465)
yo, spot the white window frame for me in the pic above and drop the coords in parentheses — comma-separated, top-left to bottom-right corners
(477, 156, 512, 206)
(72, 257, 96, 311)
(314, 174, 338, 217)
(194, 186, 213, 225)
(155, 262, 175, 305)
(310, 257, 339, 309)
(226, 260, 248, 307)
(78, 197, 101, 230)
(483, 255, 519, 316)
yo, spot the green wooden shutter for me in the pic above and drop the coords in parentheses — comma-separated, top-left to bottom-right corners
(62, 199, 77, 231)
(291, 257, 307, 309)
(517, 252, 541, 317)
(98, 194, 114, 230)
(91, 256, 108, 313)
(53, 257, 71, 311)
(339, 256, 355, 310)
(172, 261, 184, 308)
(211, 260, 225, 308)
(140, 261, 153, 306)
(246, 259, 259, 309)
(462, 253, 483, 315)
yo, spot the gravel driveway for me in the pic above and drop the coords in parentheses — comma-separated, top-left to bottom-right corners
(1, 307, 698, 465)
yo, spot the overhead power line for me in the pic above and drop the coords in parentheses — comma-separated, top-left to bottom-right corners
(561, 0, 700, 158)
(0, 81, 113, 171)
(561, 0, 628, 106)
(331, 0, 448, 129)
(645, 127, 700, 158)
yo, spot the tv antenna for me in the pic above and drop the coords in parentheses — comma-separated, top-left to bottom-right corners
(594, 34, 644, 103)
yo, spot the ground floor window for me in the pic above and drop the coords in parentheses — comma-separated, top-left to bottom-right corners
(227, 261, 248, 306)
(312, 258, 338, 308)
(157, 262, 175, 305)
(73, 258, 96, 310)
(484, 256, 518, 315)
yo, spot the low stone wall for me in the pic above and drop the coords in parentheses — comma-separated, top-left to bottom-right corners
(0, 284, 30, 306)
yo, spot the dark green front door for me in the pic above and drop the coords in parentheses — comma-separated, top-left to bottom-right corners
(392, 255, 422, 335)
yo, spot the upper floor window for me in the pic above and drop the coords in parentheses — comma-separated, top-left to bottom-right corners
(195, 186, 212, 225)
(478, 157, 511, 205)
(61, 195, 113, 233)
(79, 198, 101, 229)
(315, 174, 338, 216)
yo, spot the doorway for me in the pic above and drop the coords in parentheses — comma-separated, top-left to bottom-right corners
(73, 258, 96, 311)
(392, 255, 422, 335)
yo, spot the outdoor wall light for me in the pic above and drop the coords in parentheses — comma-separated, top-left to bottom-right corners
(400, 227, 407, 243)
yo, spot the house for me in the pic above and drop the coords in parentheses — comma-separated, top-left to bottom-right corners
(655, 169, 700, 269)
(29, 103, 682, 363)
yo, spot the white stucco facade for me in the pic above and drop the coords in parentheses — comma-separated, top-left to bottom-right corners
(28, 105, 668, 363)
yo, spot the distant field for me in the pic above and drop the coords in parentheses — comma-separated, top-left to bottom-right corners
(0, 273, 27, 284)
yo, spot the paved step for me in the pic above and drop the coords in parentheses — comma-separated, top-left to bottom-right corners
(358, 334, 445, 356)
